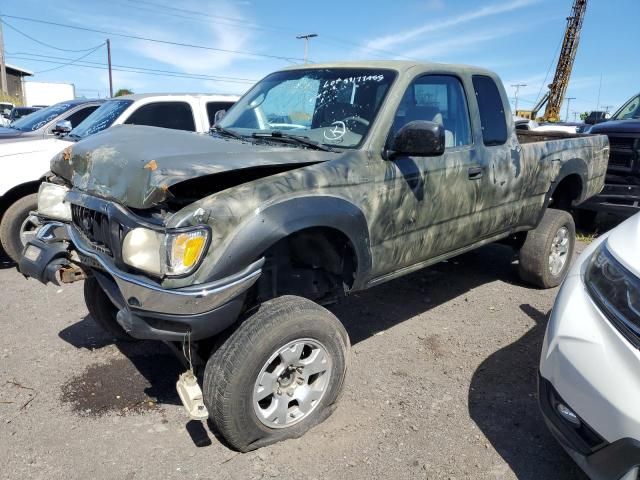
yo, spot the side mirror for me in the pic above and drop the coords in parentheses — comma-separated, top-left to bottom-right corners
(387, 120, 445, 158)
(53, 119, 73, 135)
(213, 109, 227, 125)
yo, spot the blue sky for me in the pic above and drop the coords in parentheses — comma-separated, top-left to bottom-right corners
(2, 0, 638, 120)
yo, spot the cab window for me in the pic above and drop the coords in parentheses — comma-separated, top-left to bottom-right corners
(391, 75, 472, 148)
(125, 102, 196, 131)
(472, 75, 508, 146)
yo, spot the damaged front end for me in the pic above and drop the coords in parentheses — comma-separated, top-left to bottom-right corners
(19, 184, 263, 342)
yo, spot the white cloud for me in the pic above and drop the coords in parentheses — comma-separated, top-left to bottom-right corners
(366, 0, 541, 52)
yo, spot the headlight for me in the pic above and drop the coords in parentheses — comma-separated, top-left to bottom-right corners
(37, 182, 72, 221)
(122, 227, 209, 277)
(585, 243, 640, 345)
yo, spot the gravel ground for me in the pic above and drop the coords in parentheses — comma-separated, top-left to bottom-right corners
(0, 241, 591, 480)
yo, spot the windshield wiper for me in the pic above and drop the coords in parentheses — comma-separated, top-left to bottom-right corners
(251, 131, 336, 152)
(211, 125, 246, 141)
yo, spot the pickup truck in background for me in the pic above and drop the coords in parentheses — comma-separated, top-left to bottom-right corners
(576, 92, 640, 223)
(19, 61, 609, 451)
(0, 93, 238, 263)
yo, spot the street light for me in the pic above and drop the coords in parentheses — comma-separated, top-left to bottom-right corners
(296, 34, 318, 64)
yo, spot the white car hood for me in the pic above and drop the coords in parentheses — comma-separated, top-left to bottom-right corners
(0, 137, 68, 157)
(606, 212, 640, 277)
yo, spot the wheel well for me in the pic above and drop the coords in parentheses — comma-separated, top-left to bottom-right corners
(0, 180, 41, 220)
(549, 174, 583, 210)
(252, 227, 358, 305)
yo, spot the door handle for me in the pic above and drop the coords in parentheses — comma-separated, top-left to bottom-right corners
(468, 166, 483, 180)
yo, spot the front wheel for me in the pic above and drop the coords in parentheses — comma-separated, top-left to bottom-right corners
(0, 193, 38, 263)
(518, 208, 575, 288)
(203, 295, 350, 452)
(84, 277, 137, 342)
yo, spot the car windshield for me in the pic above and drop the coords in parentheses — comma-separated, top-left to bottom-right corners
(219, 68, 396, 149)
(10, 102, 76, 131)
(69, 99, 133, 139)
(612, 94, 640, 120)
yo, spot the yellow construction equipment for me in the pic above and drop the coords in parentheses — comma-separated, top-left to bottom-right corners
(531, 0, 588, 122)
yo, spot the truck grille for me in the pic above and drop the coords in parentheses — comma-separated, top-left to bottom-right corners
(608, 136, 637, 170)
(71, 204, 122, 256)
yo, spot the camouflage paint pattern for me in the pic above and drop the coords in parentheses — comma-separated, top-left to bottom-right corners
(50, 61, 609, 290)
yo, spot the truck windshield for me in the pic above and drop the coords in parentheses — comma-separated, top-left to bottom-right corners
(612, 94, 640, 120)
(219, 68, 396, 149)
(69, 99, 133, 139)
(10, 102, 76, 132)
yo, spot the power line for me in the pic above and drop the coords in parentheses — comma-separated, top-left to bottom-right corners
(8, 51, 258, 82)
(0, 14, 304, 63)
(32, 43, 104, 74)
(1, 19, 105, 52)
(6, 53, 258, 84)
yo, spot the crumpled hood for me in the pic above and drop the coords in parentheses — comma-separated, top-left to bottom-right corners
(51, 124, 338, 209)
(606, 212, 640, 277)
(590, 119, 640, 134)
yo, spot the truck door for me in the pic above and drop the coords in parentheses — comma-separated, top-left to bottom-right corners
(375, 74, 479, 273)
(470, 75, 526, 233)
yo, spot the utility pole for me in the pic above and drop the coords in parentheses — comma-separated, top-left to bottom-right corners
(565, 97, 576, 122)
(106, 39, 113, 98)
(511, 83, 527, 113)
(296, 34, 317, 64)
(0, 16, 8, 95)
(572, 111, 578, 121)
(602, 105, 613, 115)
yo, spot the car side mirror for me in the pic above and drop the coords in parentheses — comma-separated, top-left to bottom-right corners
(213, 109, 227, 125)
(53, 119, 73, 135)
(387, 120, 445, 158)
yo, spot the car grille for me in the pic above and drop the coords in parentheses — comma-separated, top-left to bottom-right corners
(71, 204, 123, 257)
(608, 136, 637, 170)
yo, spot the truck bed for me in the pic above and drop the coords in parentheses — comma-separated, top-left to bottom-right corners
(516, 129, 590, 144)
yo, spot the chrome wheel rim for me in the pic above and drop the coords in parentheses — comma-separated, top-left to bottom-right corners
(19, 215, 41, 247)
(252, 338, 332, 429)
(549, 226, 569, 276)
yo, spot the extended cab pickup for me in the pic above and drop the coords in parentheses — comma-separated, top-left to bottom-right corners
(0, 93, 238, 263)
(19, 61, 609, 451)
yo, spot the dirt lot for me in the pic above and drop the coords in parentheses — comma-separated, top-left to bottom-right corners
(0, 241, 590, 480)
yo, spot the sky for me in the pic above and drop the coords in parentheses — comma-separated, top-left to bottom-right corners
(2, 0, 638, 120)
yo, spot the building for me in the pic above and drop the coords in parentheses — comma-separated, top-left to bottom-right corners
(4, 63, 34, 104)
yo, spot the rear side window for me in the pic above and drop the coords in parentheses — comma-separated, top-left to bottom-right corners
(125, 101, 196, 131)
(472, 75, 508, 146)
(63, 105, 100, 128)
(206, 101, 235, 126)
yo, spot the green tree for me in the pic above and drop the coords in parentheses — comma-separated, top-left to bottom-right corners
(114, 88, 134, 97)
(579, 111, 589, 121)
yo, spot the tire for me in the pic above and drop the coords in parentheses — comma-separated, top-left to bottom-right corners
(204, 295, 350, 452)
(0, 193, 38, 263)
(518, 208, 575, 288)
(84, 277, 136, 342)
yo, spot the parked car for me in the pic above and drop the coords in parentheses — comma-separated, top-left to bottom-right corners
(0, 99, 103, 142)
(0, 93, 238, 262)
(539, 212, 640, 480)
(7, 106, 41, 123)
(577, 93, 640, 224)
(19, 61, 608, 451)
(0, 102, 14, 126)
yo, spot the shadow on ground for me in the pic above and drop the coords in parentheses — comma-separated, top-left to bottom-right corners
(468, 304, 587, 479)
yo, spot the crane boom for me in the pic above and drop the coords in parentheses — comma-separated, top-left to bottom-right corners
(542, 0, 588, 121)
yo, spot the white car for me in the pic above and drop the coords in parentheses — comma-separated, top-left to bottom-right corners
(0, 93, 238, 263)
(539, 212, 640, 480)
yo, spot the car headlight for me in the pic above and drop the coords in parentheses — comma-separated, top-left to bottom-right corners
(585, 243, 640, 344)
(122, 227, 209, 277)
(37, 182, 72, 221)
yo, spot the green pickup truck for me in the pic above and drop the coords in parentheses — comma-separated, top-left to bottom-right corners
(19, 61, 609, 451)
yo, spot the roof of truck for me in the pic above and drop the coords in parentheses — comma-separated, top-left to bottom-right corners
(280, 60, 496, 77)
(115, 93, 240, 101)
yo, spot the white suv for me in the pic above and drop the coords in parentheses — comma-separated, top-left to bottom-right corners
(0, 93, 238, 263)
(539, 212, 640, 480)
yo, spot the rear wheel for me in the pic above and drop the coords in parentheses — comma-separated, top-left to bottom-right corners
(204, 295, 349, 451)
(84, 277, 136, 342)
(0, 193, 38, 263)
(519, 208, 575, 288)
